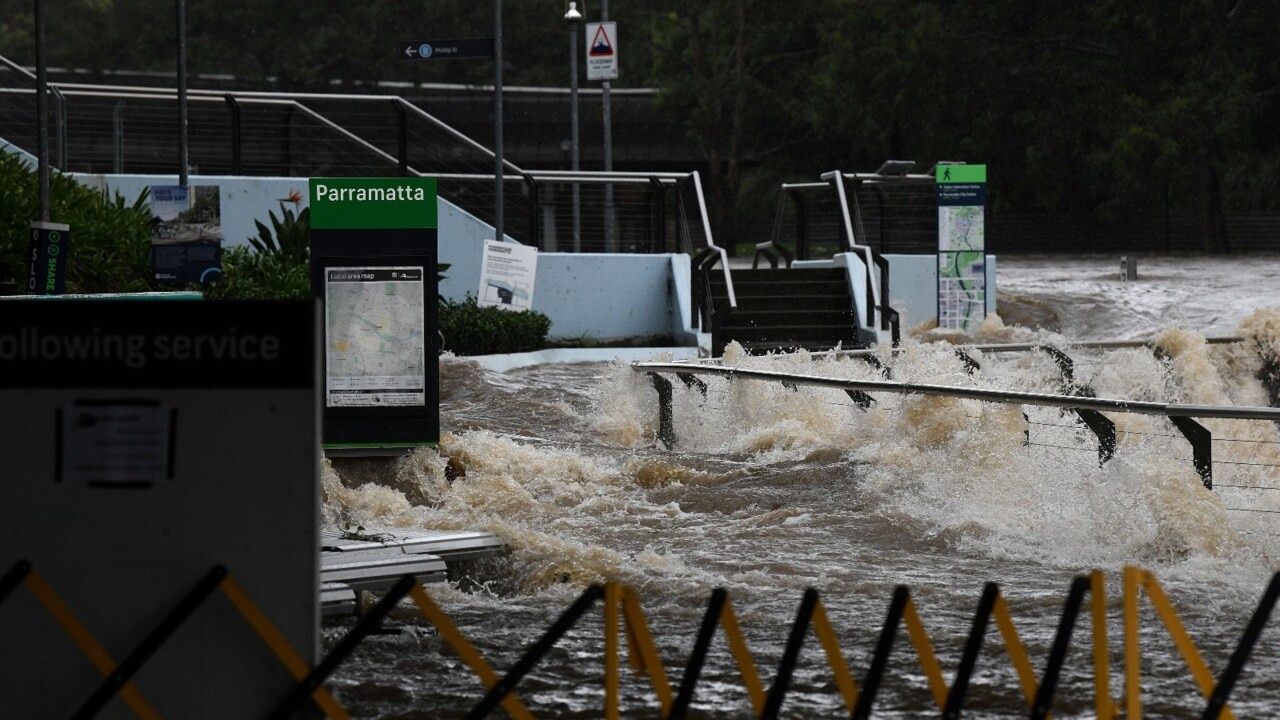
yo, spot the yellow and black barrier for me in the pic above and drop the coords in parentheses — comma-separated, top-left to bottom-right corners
(6, 560, 1279, 718)
(1, 559, 349, 720)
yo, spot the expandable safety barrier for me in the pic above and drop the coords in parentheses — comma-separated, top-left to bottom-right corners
(7, 560, 1277, 718)
(1, 560, 348, 719)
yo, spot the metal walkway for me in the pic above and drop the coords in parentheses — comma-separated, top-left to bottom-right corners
(320, 527, 503, 616)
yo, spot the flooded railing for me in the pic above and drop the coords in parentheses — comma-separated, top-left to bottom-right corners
(633, 337, 1280, 489)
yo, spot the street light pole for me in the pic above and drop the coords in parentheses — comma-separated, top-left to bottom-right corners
(565, 1, 582, 252)
(494, 0, 504, 241)
(600, 0, 614, 252)
(35, 0, 48, 221)
(177, 0, 188, 186)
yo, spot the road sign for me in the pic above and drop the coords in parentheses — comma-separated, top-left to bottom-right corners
(400, 38, 495, 60)
(585, 21, 617, 80)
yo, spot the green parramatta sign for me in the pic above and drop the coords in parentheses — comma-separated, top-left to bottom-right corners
(308, 177, 439, 453)
(309, 177, 438, 230)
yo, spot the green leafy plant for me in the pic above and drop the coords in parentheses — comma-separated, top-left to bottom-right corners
(438, 296, 551, 356)
(0, 148, 153, 294)
(248, 201, 310, 264)
(438, 262, 450, 305)
(198, 245, 310, 299)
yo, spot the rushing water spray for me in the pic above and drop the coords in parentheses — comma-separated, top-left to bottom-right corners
(322, 257, 1280, 718)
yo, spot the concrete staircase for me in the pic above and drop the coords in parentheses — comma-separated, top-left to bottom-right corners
(710, 267, 864, 354)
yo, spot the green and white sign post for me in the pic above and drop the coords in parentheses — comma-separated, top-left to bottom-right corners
(309, 177, 439, 453)
(936, 164, 987, 332)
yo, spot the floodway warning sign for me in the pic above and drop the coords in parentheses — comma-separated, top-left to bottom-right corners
(586, 21, 618, 80)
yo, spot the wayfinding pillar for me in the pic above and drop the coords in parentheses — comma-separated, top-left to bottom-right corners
(309, 177, 439, 454)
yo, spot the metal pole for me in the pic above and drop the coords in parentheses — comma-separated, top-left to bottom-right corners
(177, 0, 188, 186)
(569, 16, 581, 252)
(600, 0, 614, 252)
(493, 0, 504, 241)
(35, 0, 49, 221)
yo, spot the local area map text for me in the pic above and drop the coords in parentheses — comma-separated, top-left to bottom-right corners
(324, 266, 426, 407)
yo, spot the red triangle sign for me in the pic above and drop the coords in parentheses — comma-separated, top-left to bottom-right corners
(589, 25, 613, 57)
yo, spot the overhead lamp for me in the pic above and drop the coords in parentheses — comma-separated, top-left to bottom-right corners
(564, 1, 582, 23)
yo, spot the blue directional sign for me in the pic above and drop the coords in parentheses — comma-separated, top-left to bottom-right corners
(400, 38, 495, 60)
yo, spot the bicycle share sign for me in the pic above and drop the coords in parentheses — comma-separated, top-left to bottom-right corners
(310, 178, 439, 451)
(936, 164, 987, 332)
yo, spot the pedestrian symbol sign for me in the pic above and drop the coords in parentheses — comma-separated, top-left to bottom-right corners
(585, 21, 618, 80)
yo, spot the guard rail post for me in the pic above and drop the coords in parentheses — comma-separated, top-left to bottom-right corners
(651, 374, 675, 448)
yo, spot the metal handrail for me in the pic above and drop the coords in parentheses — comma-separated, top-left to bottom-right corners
(4, 68, 736, 270)
(823, 170, 881, 328)
(0, 55, 35, 81)
(631, 361, 1280, 421)
(807, 336, 1247, 361)
(3, 86, 407, 175)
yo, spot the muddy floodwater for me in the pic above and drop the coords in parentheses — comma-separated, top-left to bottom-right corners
(323, 254, 1280, 718)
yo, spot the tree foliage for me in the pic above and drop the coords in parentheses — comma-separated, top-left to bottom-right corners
(3, 0, 1278, 250)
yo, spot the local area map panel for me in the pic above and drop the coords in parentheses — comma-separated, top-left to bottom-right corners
(324, 266, 426, 408)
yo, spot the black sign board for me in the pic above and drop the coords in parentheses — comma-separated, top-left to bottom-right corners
(152, 244, 224, 284)
(27, 221, 69, 295)
(400, 38, 496, 60)
(0, 300, 315, 389)
(309, 177, 439, 453)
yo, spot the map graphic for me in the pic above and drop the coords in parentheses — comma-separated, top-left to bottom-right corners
(324, 266, 426, 407)
(938, 251, 986, 332)
(938, 206, 984, 251)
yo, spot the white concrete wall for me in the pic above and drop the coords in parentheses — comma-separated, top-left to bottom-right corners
(883, 253, 999, 330)
(797, 253, 999, 333)
(1, 152, 982, 347)
(51, 170, 698, 345)
(530, 253, 696, 343)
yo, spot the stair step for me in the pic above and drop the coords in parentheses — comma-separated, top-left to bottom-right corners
(714, 280, 850, 297)
(730, 295, 852, 312)
(729, 268, 847, 282)
(727, 309, 855, 327)
(733, 339, 866, 354)
(719, 324, 860, 344)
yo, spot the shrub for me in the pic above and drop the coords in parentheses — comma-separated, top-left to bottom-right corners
(0, 148, 153, 293)
(199, 245, 310, 299)
(439, 296, 551, 355)
(248, 202, 310, 263)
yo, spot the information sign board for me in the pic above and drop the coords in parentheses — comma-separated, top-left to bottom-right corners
(585, 21, 618, 80)
(0, 299, 318, 718)
(477, 239, 537, 311)
(27, 221, 69, 295)
(150, 184, 223, 284)
(400, 38, 495, 60)
(310, 177, 439, 451)
(936, 164, 987, 332)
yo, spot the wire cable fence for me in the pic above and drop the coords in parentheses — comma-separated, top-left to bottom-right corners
(769, 174, 941, 261)
(0, 57, 40, 156)
(637, 341, 1280, 534)
(1, 63, 722, 256)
